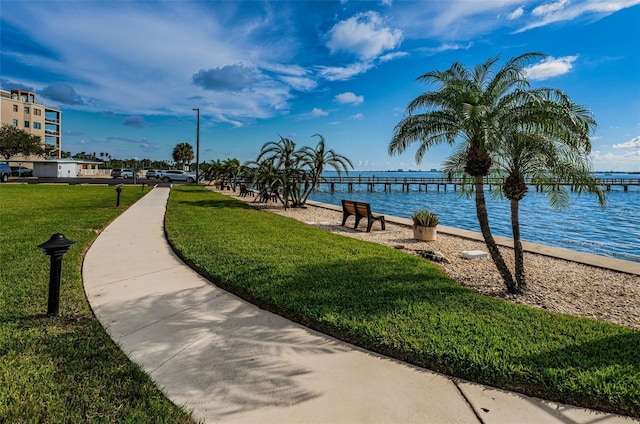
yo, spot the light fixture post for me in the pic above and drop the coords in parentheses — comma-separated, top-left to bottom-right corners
(192, 108, 200, 183)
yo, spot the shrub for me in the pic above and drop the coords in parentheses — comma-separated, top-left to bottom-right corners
(412, 209, 439, 227)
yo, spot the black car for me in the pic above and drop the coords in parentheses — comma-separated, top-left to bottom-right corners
(11, 166, 33, 177)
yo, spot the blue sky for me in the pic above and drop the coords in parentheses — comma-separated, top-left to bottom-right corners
(2, 0, 639, 171)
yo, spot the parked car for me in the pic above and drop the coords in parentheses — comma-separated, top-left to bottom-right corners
(145, 169, 163, 179)
(10, 166, 34, 177)
(0, 163, 11, 182)
(111, 168, 135, 178)
(158, 170, 201, 183)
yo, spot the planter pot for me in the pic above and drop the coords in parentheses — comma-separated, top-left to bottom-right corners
(413, 225, 437, 241)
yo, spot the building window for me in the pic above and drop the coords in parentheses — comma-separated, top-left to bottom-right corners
(24, 107, 30, 114)
(13, 119, 18, 126)
(34, 109, 42, 116)
(34, 122, 41, 129)
(24, 121, 30, 128)
(13, 105, 18, 112)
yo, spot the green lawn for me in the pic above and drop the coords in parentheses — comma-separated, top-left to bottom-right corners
(0, 185, 195, 423)
(165, 185, 640, 417)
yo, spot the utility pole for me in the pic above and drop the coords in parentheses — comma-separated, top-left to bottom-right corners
(192, 108, 200, 182)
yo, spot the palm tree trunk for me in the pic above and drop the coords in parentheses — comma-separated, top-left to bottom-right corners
(510, 199, 526, 293)
(301, 175, 320, 205)
(474, 176, 516, 293)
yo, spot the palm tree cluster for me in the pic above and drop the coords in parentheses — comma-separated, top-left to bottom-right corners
(203, 158, 244, 190)
(389, 52, 605, 294)
(247, 134, 353, 209)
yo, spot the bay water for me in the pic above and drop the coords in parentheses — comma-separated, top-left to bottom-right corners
(309, 171, 640, 263)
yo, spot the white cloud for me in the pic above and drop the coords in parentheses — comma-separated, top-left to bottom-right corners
(507, 7, 525, 20)
(516, 0, 640, 33)
(415, 42, 473, 55)
(590, 149, 640, 172)
(613, 135, 640, 149)
(379, 51, 409, 62)
(326, 11, 403, 61)
(591, 135, 640, 171)
(524, 55, 578, 80)
(393, 0, 524, 39)
(317, 62, 374, 81)
(278, 76, 318, 92)
(1, 2, 313, 125)
(350, 113, 364, 120)
(335, 92, 364, 105)
(531, 0, 569, 17)
(300, 108, 329, 119)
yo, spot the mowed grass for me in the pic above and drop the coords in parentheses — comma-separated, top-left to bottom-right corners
(0, 185, 195, 423)
(165, 185, 640, 417)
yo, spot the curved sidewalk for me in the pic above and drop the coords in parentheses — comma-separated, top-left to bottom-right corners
(83, 187, 635, 423)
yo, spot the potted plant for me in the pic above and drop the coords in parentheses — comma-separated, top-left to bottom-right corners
(412, 210, 439, 241)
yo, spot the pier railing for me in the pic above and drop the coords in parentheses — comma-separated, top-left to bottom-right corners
(317, 176, 639, 192)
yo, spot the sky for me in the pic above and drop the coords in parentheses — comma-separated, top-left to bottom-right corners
(1, 0, 639, 172)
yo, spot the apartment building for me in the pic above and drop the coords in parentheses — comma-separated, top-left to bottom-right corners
(1, 89, 62, 160)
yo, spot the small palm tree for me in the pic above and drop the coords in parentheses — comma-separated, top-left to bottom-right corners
(248, 159, 285, 203)
(172, 142, 194, 170)
(256, 136, 304, 209)
(298, 134, 353, 205)
(221, 158, 244, 190)
(492, 91, 604, 292)
(203, 160, 222, 185)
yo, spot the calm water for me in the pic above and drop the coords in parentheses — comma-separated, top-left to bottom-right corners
(309, 171, 640, 263)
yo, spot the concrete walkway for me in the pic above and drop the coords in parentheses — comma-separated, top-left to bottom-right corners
(83, 187, 636, 423)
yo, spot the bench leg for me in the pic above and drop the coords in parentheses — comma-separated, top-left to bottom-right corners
(341, 212, 350, 226)
(366, 217, 385, 232)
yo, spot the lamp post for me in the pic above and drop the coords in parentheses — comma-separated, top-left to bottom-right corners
(192, 108, 200, 183)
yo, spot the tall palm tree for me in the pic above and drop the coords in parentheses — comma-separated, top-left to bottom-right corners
(299, 134, 354, 205)
(389, 53, 547, 293)
(172, 142, 194, 170)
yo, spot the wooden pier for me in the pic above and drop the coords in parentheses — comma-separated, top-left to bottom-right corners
(318, 176, 640, 193)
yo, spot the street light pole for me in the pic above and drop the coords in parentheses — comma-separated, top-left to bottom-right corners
(192, 107, 200, 183)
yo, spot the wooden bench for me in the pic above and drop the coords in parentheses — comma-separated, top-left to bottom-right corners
(341, 200, 385, 232)
(239, 184, 254, 197)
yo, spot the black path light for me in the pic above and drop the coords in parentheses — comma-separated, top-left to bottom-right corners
(115, 184, 123, 207)
(38, 233, 75, 316)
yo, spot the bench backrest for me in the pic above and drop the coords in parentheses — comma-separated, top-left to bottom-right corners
(342, 199, 357, 214)
(355, 202, 371, 216)
(342, 199, 374, 216)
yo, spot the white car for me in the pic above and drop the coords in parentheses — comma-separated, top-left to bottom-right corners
(158, 170, 200, 183)
(145, 169, 163, 179)
(111, 168, 135, 178)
